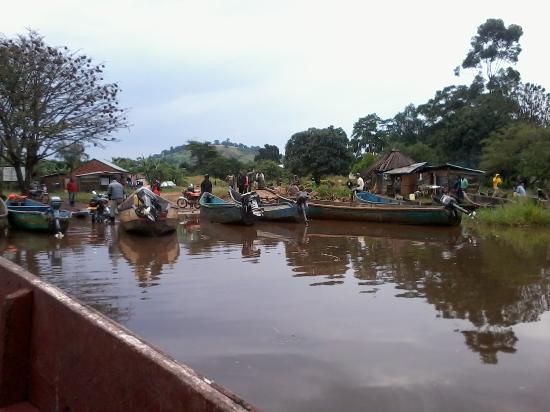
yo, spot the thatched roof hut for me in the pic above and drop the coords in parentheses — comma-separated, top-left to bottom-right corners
(362, 149, 415, 194)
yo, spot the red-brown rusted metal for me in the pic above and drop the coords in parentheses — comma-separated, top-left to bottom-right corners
(0, 257, 258, 412)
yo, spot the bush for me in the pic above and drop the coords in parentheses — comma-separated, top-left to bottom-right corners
(473, 201, 550, 226)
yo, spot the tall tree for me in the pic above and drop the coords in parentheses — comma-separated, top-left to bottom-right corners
(458, 18, 523, 91)
(254, 144, 282, 162)
(350, 114, 387, 157)
(187, 141, 219, 171)
(513, 83, 550, 127)
(480, 122, 550, 185)
(284, 126, 353, 178)
(0, 31, 128, 192)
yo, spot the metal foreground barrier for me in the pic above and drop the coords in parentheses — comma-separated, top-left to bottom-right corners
(0, 257, 257, 412)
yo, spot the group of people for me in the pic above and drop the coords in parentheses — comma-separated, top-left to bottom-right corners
(225, 171, 266, 194)
(492, 173, 528, 198)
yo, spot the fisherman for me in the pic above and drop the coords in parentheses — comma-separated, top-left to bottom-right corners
(492, 173, 503, 197)
(107, 178, 125, 222)
(200, 174, 213, 194)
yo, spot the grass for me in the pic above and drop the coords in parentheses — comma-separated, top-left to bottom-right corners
(470, 201, 550, 226)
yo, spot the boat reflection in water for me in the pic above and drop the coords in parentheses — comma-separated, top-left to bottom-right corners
(117, 228, 180, 288)
(179, 220, 550, 366)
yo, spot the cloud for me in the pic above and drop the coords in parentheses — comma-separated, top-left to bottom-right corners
(1, 0, 549, 158)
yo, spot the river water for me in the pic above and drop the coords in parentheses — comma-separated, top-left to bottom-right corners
(2, 219, 550, 412)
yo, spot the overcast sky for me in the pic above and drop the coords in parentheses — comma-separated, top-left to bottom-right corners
(1, 0, 549, 159)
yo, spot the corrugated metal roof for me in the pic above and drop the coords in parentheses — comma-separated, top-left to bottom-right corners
(384, 162, 428, 175)
(99, 159, 129, 173)
(424, 163, 485, 175)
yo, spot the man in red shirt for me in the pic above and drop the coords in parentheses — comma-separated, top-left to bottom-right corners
(66, 177, 77, 207)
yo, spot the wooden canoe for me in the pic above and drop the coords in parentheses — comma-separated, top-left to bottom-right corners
(229, 188, 300, 222)
(306, 200, 461, 226)
(200, 192, 259, 225)
(355, 191, 403, 205)
(118, 189, 179, 236)
(6, 198, 71, 233)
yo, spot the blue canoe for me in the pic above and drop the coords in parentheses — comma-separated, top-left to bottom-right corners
(6, 197, 71, 233)
(200, 192, 259, 225)
(355, 191, 403, 205)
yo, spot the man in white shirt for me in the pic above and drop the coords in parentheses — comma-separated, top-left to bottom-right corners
(356, 173, 365, 192)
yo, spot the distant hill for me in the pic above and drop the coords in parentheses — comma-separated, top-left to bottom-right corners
(150, 141, 260, 165)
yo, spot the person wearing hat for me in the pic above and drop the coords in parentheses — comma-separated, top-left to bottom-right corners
(200, 174, 212, 194)
(492, 173, 503, 197)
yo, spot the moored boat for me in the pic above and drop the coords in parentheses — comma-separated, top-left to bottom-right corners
(230, 188, 300, 222)
(118, 188, 179, 236)
(0, 197, 8, 231)
(200, 192, 263, 225)
(306, 200, 461, 226)
(355, 191, 403, 205)
(6, 196, 71, 233)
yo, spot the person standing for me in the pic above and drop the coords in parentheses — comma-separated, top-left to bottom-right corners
(107, 178, 124, 221)
(492, 173, 503, 197)
(200, 174, 212, 194)
(66, 177, 77, 207)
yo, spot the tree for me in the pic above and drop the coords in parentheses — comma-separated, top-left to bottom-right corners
(255, 159, 283, 182)
(187, 141, 219, 171)
(254, 144, 282, 162)
(350, 153, 379, 174)
(112, 157, 140, 173)
(284, 126, 353, 178)
(206, 157, 243, 179)
(514, 83, 550, 127)
(0, 31, 128, 192)
(458, 18, 523, 91)
(56, 142, 89, 172)
(350, 114, 387, 157)
(480, 122, 550, 185)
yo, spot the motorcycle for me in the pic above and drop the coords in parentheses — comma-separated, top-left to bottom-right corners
(177, 188, 201, 209)
(88, 191, 111, 223)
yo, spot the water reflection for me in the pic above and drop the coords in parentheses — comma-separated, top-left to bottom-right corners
(116, 228, 180, 288)
(2, 219, 550, 374)
(180, 221, 550, 364)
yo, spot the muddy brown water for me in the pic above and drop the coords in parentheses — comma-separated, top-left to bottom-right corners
(1, 219, 550, 412)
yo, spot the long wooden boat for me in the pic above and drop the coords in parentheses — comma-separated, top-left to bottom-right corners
(0, 197, 8, 231)
(355, 191, 403, 205)
(306, 200, 461, 226)
(118, 188, 179, 236)
(6, 197, 71, 233)
(229, 188, 299, 222)
(463, 192, 511, 208)
(0, 257, 256, 412)
(200, 192, 262, 225)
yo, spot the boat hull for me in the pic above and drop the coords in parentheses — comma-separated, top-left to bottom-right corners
(7, 199, 71, 233)
(261, 202, 300, 222)
(119, 207, 179, 236)
(306, 201, 460, 226)
(200, 192, 258, 225)
(355, 191, 402, 205)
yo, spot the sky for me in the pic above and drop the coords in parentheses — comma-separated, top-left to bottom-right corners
(1, 0, 549, 160)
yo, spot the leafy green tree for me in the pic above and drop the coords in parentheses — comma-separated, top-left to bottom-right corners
(481, 122, 550, 185)
(206, 157, 243, 179)
(350, 153, 379, 174)
(458, 18, 523, 91)
(112, 157, 140, 173)
(350, 114, 388, 157)
(514, 83, 550, 126)
(0, 31, 128, 192)
(284, 126, 353, 178)
(187, 141, 219, 171)
(255, 159, 283, 182)
(56, 142, 89, 172)
(254, 144, 282, 162)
